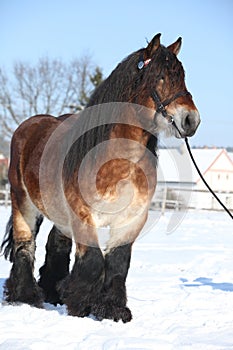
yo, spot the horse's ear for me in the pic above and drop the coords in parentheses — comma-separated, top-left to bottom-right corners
(167, 37, 182, 56)
(145, 33, 161, 58)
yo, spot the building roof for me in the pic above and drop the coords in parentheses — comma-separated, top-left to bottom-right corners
(157, 147, 232, 183)
(228, 152, 233, 163)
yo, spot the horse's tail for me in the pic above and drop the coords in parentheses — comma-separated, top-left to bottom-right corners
(1, 214, 14, 262)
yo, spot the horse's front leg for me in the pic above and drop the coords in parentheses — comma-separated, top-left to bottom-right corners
(92, 212, 149, 323)
(98, 243, 133, 323)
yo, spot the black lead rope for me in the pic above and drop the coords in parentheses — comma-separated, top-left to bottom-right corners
(172, 120, 233, 220)
(184, 136, 233, 220)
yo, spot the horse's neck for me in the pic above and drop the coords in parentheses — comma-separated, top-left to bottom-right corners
(110, 124, 147, 144)
(109, 124, 150, 163)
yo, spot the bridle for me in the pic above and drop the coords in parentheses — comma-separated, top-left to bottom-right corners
(137, 55, 191, 131)
(151, 89, 191, 126)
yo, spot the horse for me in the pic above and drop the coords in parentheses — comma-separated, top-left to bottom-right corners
(1, 33, 200, 323)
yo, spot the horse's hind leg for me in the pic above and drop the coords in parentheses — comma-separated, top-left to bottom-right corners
(4, 192, 43, 307)
(38, 225, 72, 305)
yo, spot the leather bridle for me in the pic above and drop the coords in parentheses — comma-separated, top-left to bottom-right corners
(137, 55, 191, 128)
(151, 89, 191, 125)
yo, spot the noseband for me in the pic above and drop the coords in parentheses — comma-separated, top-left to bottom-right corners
(151, 89, 191, 124)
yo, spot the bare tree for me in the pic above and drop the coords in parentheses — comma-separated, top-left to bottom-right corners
(0, 55, 103, 138)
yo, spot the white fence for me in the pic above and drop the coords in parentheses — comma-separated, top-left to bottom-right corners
(150, 186, 233, 214)
(1, 184, 232, 215)
(0, 184, 10, 207)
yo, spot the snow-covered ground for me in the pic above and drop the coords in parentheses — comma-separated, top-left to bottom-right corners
(1, 206, 233, 349)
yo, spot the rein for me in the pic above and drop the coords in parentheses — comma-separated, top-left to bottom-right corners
(151, 89, 233, 220)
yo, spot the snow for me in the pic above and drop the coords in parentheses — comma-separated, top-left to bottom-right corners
(1, 206, 233, 349)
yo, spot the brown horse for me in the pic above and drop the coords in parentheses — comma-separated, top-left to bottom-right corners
(1, 33, 200, 322)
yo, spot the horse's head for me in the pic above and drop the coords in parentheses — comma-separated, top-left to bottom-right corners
(137, 33, 200, 138)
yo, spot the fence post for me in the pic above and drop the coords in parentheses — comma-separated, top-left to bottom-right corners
(4, 183, 9, 208)
(161, 186, 167, 215)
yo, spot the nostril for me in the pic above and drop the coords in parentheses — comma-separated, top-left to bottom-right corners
(181, 111, 200, 137)
(183, 114, 191, 130)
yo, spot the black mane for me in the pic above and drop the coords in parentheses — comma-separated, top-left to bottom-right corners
(63, 45, 184, 180)
(87, 45, 184, 106)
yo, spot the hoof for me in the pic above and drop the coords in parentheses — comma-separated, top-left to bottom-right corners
(67, 304, 91, 318)
(92, 303, 132, 323)
(41, 290, 63, 306)
(4, 277, 43, 308)
(38, 277, 63, 306)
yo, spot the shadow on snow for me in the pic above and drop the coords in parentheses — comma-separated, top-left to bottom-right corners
(180, 277, 233, 292)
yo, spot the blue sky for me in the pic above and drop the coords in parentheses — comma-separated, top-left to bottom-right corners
(1, 0, 233, 147)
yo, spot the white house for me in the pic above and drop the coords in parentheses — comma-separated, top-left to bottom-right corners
(152, 147, 233, 210)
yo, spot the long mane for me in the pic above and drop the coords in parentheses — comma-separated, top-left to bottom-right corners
(63, 45, 184, 180)
(87, 49, 143, 105)
(87, 45, 185, 106)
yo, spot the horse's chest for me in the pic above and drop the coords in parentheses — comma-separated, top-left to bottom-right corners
(87, 158, 156, 227)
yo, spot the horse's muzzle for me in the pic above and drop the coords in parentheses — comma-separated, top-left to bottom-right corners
(175, 109, 201, 138)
